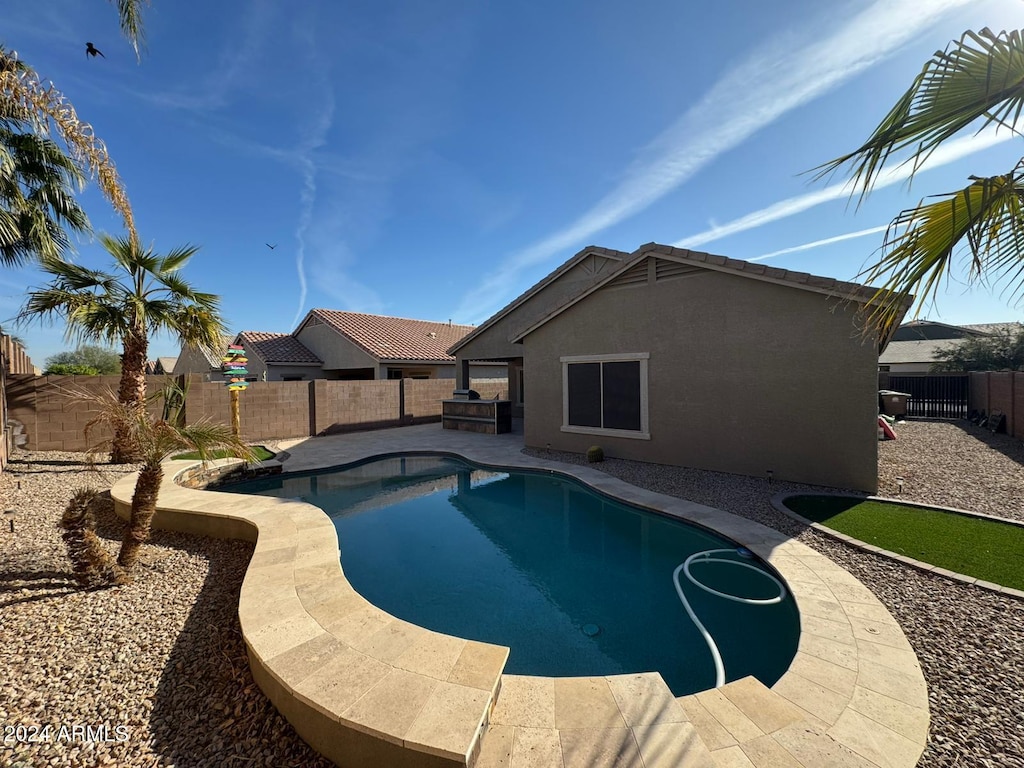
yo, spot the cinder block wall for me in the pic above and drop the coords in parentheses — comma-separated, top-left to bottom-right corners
(186, 378, 312, 441)
(969, 371, 1024, 438)
(469, 378, 507, 400)
(5, 375, 511, 452)
(968, 372, 989, 415)
(312, 380, 401, 435)
(403, 379, 453, 423)
(7, 374, 166, 451)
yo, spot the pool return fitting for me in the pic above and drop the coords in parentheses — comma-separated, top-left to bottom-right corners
(673, 548, 787, 688)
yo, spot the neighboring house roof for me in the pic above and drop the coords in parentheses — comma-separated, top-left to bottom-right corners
(157, 356, 177, 374)
(507, 242, 909, 343)
(300, 309, 476, 363)
(879, 339, 964, 365)
(961, 322, 1022, 335)
(880, 320, 1022, 365)
(199, 335, 234, 367)
(448, 245, 630, 356)
(237, 331, 321, 365)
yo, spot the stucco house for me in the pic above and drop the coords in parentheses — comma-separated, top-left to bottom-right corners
(450, 242, 908, 492)
(172, 335, 232, 380)
(878, 320, 1022, 372)
(233, 331, 322, 382)
(174, 311, 506, 383)
(293, 309, 506, 381)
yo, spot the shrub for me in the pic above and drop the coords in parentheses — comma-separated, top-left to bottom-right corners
(45, 363, 101, 376)
(586, 445, 604, 463)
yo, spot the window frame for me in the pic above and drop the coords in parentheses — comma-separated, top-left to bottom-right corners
(560, 353, 650, 440)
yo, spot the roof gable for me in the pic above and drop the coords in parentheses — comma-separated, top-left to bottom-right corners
(238, 331, 321, 365)
(301, 310, 475, 362)
(447, 245, 628, 355)
(510, 243, 908, 343)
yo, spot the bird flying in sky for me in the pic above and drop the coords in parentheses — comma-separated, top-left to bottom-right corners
(265, 243, 277, 250)
(85, 42, 105, 58)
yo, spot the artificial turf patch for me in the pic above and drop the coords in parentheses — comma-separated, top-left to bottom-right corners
(172, 445, 275, 462)
(784, 495, 1024, 591)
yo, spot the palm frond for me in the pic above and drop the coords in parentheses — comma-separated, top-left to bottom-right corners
(815, 28, 1024, 199)
(0, 48, 137, 245)
(858, 161, 1024, 333)
(112, 0, 151, 61)
(79, 387, 256, 468)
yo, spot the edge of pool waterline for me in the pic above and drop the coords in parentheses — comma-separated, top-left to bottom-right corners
(110, 427, 929, 768)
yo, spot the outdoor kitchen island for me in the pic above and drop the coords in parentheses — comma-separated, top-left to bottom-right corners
(442, 392, 513, 434)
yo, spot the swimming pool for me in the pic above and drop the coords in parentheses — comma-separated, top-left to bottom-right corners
(225, 454, 799, 695)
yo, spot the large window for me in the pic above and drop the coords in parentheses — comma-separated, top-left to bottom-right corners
(561, 353, 649, 439)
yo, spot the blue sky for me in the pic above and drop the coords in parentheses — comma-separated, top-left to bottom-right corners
(2, 0, 1022, 366)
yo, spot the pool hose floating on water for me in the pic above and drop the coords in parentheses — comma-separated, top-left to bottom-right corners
(672, 548, 787, 688)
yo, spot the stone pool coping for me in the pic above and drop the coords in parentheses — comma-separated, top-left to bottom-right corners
(111, 426, 930, 767)
(771, 492, 1024, 601)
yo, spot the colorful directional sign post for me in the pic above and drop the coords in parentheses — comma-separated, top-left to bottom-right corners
(221, 344, 249, 437)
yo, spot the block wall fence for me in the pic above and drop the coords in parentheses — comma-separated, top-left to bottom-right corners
(1, 334, 36, 470)
(968, 371, 1024, 439)
(4, 374, 507, 452)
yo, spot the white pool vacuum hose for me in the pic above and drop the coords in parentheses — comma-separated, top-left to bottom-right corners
(673, 548, 787, 688)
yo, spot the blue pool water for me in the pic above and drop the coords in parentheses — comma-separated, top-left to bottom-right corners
(225, 454, 800, 695)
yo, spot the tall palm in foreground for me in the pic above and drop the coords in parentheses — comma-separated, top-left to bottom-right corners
(19, 233, 227, 462)
(84, 388, 255, 570)
(817, 28, 1024, 337)
(0, 47, 136, 247)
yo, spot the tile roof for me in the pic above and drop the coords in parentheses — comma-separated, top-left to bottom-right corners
(238, 332, 322, 365)
(200, 335, 235, 368)
(879, 339, 964, 365)
(961, 322, 1023, 335)
(306, 310, 476, 362)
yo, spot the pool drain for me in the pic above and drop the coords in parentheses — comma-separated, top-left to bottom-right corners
(673, 548, 786, 689)
(582, 623, 601, 637)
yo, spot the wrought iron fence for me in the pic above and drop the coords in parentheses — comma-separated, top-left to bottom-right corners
(884, 373, 969, 418)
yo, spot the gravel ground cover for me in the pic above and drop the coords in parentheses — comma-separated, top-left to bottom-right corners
(0, 453, 331, 768)
(1, 419, 1022, 767)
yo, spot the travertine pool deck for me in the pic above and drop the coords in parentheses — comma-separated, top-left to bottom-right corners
(112, 423, 929, 768)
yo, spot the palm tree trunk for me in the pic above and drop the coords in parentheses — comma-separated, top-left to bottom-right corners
(111, 328, 148, 463)
(117, 463, 162, 569)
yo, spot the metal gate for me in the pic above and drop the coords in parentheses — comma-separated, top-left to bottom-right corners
(885, 373, 969, 418)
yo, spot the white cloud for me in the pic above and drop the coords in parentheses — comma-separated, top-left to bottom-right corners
(453, 0, 974, 323)
(675, 129, 1014, 250)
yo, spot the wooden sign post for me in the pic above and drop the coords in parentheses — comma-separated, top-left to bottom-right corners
(221, 344, 249, 438)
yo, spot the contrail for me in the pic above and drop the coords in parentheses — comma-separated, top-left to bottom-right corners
(454, 0, 975, 322)
(675, 129, 1014, 251)
(750, 225, 890, 262)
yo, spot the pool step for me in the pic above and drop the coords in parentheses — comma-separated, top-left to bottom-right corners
(473, 673, 716, 767)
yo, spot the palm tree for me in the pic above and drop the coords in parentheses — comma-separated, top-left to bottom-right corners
(0, 48, 136, 247)
(18, 233, 227, 462)
(0, 108, 91, 266)
(83, 387, 256, 570)
(1, 2, 152, 257)
(817, 27, 1024, 337)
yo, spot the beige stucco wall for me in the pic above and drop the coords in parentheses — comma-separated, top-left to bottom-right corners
(523, 269, 880, 491)
(172, 345, 217, 378)
(296, 323, 377, 372)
